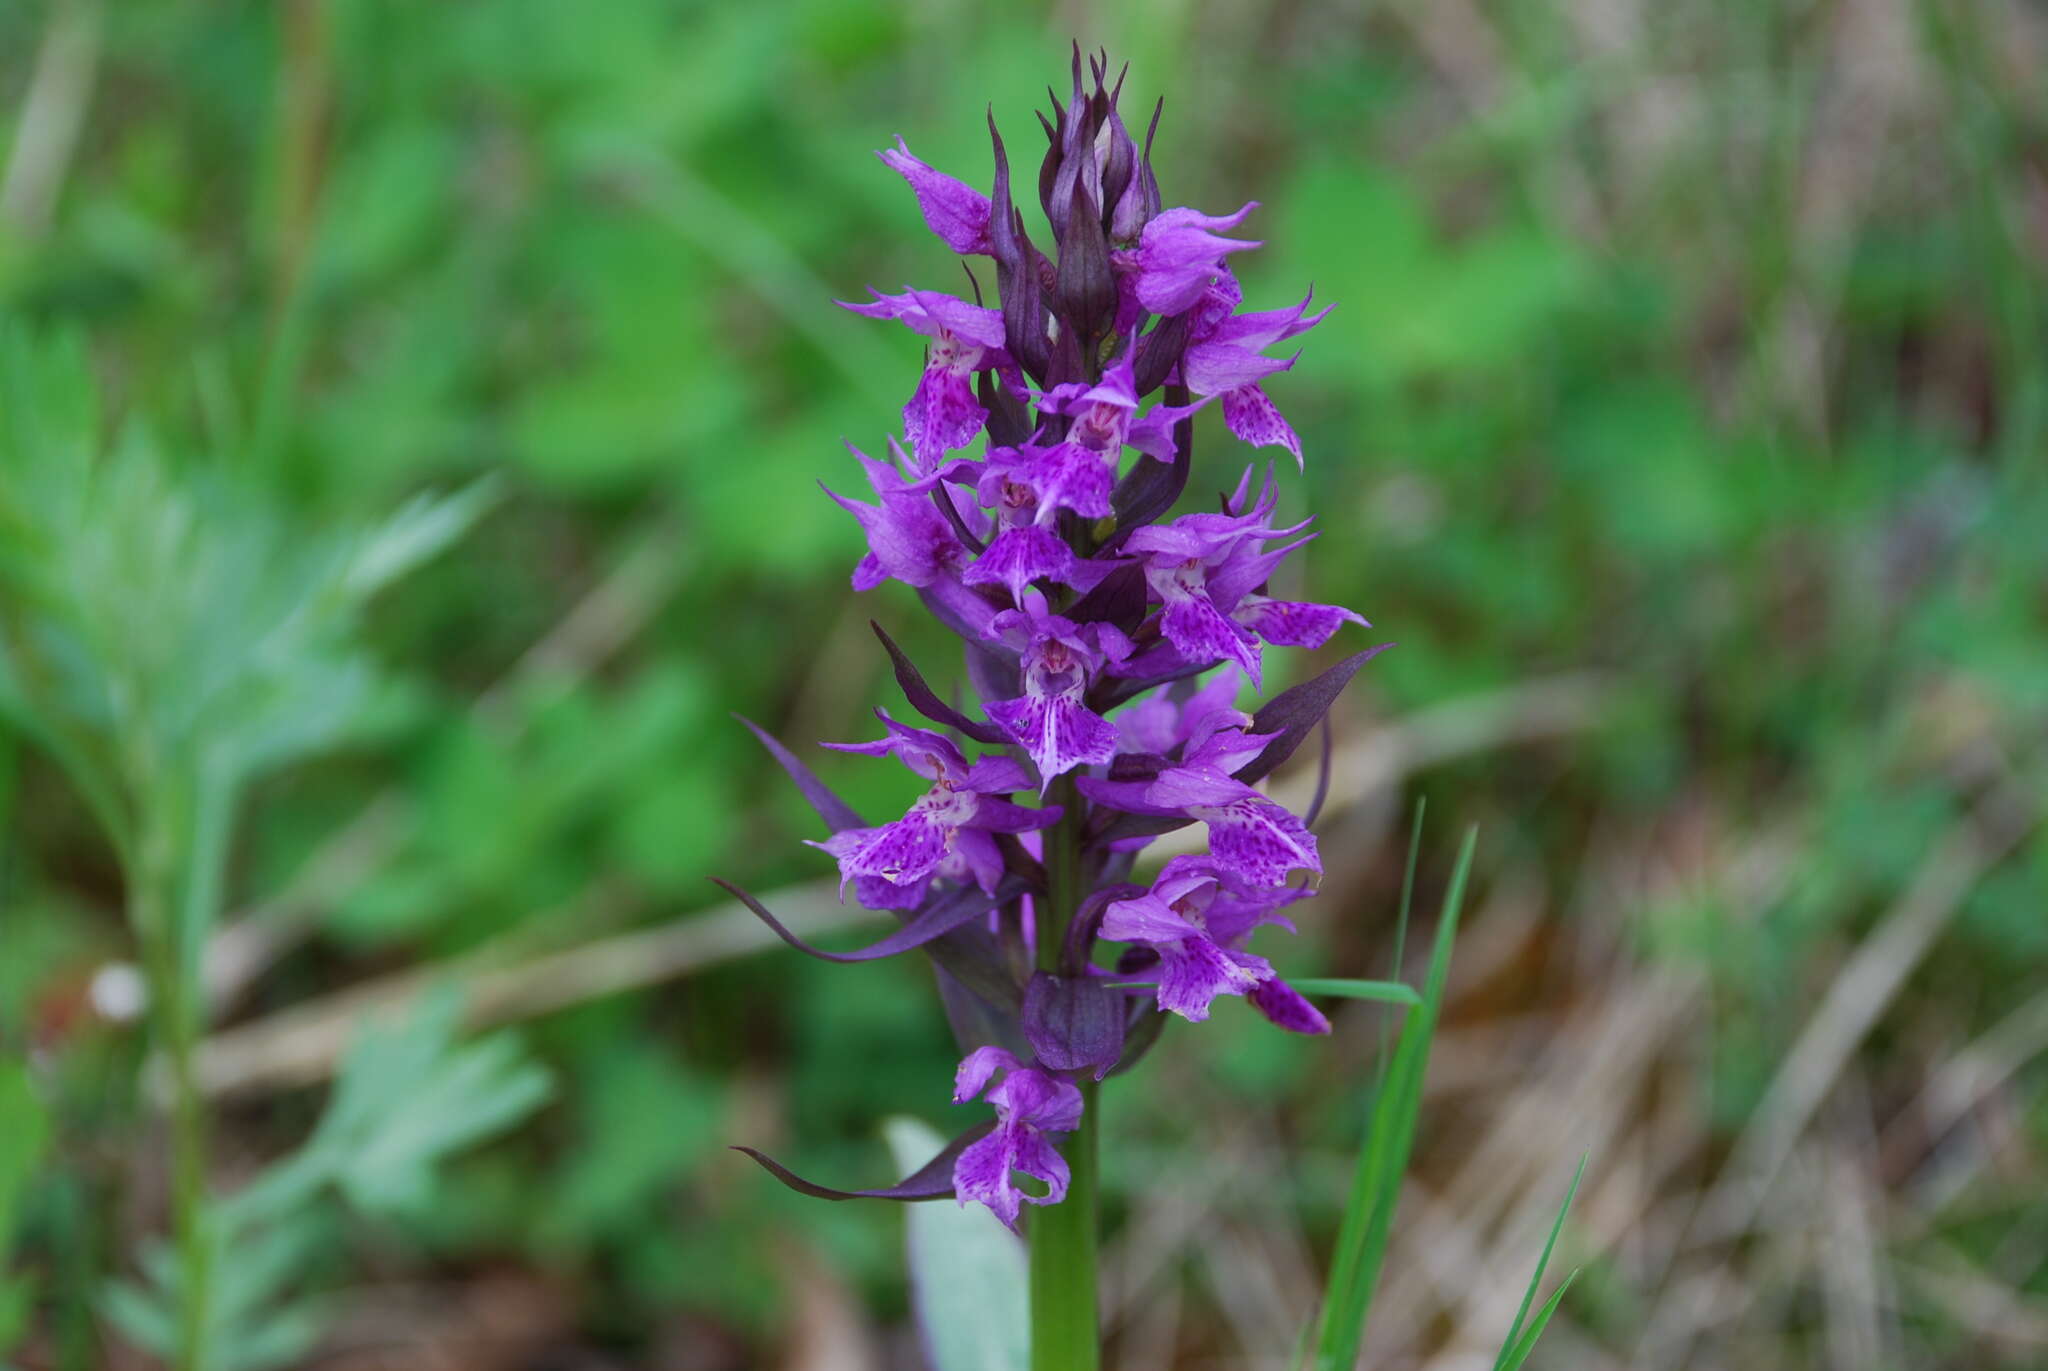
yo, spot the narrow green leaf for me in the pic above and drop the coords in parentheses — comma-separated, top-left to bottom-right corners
(1497, 1268, 1581, 1371)
(1378, 798, 1427, 1086)
(884, 1117, 1028, 1371)
(1492, 1154, 1587, 1371)
(1285, 979, 1421, 1007)
(1312, 825, 1476, 1371)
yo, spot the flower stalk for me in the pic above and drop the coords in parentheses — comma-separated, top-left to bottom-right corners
(1028, 1077, 1098, 1371)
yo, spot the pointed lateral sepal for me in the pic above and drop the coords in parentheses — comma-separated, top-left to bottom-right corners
(871, 622, 1011, 744)
(733, 1120, 998, 1202)
(736, 715, 866, 832)
(1022, 972, 1125, 1079)
(1233, 645, 1394, 786)
(710, 876, 1018, 964)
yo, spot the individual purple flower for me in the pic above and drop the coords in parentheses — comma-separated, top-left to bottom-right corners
(986, 596, 1132, 788)
(1034, 353, 1207, 470)
(840, 288, 1012, 470)
(962, 448, 1116, 604)
(809, 710, 1059, 903)
(1120, 508, 1285, 683)
(1080, 724, 1320, 887)
(1112, 203, 1261, 316)
(1180, 273, 1332, 466)
(878, 137, 993, 256)
(951, 1047, 1083, 1228)
(822, 438, 982, 592)
(1101, 856, 1323, 1028)
(975, 441, 1114, 526)
(1123, 470, 1364, 686)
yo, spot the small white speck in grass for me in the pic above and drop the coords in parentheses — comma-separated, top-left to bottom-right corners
(90, 963, 149, 1023)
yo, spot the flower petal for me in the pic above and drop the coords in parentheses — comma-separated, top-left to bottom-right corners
(879, 137, 994, 255)
(1249, 977, 1332, 1035)
(988, 690, 1120, 786)
(1199, 797, 1322, 885)
(1156, 937, 1269, 1021)
(1220, 383, 1304, 467)
(905, 365, 989, 469)
(1233, 594, 1367, 649)
(963, 526, 1078, 603)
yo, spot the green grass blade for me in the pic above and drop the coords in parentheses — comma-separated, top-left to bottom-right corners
(1496, 1268, 1581, 1371)
(1377, 800, 1426, 1088)
(1286, 979, 1422, 1007)
(1492, 1154, 1587, 1371)
(1312, 826, 1476, 1371)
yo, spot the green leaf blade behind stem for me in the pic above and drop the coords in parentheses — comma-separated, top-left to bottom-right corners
(1311, 826, 1477, 1371)
(885, 1117, 1029, 1371)
(1285, 979, 1422, 1007)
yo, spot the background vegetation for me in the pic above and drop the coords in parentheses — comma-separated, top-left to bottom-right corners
(2, 0, 2044, 1366)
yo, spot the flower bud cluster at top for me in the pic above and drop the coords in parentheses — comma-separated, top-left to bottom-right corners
(732, 48, 1379, 1229)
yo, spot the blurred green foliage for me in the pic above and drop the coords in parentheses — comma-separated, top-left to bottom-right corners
(2, 0, 2045, 1365)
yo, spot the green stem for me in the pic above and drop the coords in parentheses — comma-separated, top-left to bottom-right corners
(134, 805, 211, 1371)
(133, 768, 232, 1371)
(1029, 1078, 1099, 1371)
(1029, 776, 1100, 1368)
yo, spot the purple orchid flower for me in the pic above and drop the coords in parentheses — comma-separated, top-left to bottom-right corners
(809, 710, 1060, 905)
(732, 50, 1390, 1239)
(1101, 855, 1326, 1031)
(1123, 469, 1365, 686)
(1080, 721, 1320, 887)
(822, 437, 983, 592)
(951, 1046, 1084, 1229)
(878, 137, 993, 256)
(961, 446, 1119, 604)
(1034, 353, 1207, 469)
(840, 288, 1015, 470)
(1112, 203, 1261, 316)
(986, 595, 1132, 788)
(1181, 272, 1333, 466)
